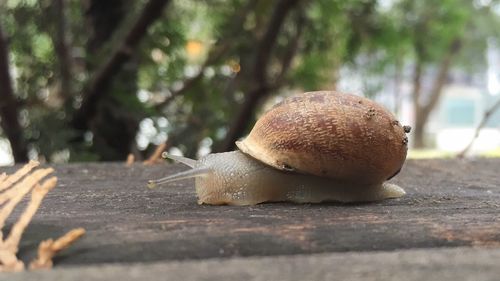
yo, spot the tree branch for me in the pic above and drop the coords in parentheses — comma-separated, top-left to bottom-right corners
(412, 58, 423, 115)
(275, 12, 305, 85)
(421, 38, 462, 118)
(72, 0, 171, 131)
(254, 0, 300, 86)
(457, 97, 500, 158)
(413, 38, 462, 148)
(53, 0, 73, 102)
(0, 25, 28, 162)
(218, 0, 301, 152)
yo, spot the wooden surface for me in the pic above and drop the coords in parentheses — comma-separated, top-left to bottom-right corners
(8, 247, 500, 281)
(1, 158, 500, 279)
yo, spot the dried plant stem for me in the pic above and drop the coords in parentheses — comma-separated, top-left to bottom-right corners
(29, 228, 85, 270)
(0, 161, 39, 192)
(0, 173, 6, 183)
(0, 168, 55, 241)
(0, 163, 60, 272)
(0, 168, 54, 205)
(0, 161, 84, 272)
(143, 142, 167, 165)
(0, 249, 23, 272)
(0, 174, 52, 242)
(126, 153, 135, 166)
(457, 97, 500, 158)
(4, 177, 58, 252)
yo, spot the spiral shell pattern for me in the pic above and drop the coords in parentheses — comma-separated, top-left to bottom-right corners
(236, 91, 408, 185)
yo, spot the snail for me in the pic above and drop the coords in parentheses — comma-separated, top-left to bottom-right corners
(149, 91, 411, 205)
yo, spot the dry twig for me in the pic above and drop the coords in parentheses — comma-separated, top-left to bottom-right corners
(72, 0, 171, 131)
(0, 24, 29, 162)
(4, 178, 58, 252)
(457, 97, 500, 158)
(143, 142, 167, 165)
(126, 153, 135, 166)
(0, 160, 39, 192)
(30, 228, 86, 270)
(0, 161, 84, 272)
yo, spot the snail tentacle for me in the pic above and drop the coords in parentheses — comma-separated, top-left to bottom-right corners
(162, 153, 197, 168)
(148, 167, 211, 188)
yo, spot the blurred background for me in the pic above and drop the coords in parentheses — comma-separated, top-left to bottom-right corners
(0, 0, 499, 166)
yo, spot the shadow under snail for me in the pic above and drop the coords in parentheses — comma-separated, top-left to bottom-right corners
(149, 91, 411, 205)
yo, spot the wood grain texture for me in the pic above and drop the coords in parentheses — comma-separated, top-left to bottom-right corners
(0, 158, 499, 267)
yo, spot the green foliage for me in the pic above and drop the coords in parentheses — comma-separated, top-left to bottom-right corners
(1, 0, 499, 161)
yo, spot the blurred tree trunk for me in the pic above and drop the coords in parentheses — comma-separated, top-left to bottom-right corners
(0, 25, 29, 163)
(218, 0, 301, 151)
(53, 0, 73, 102)
(83, 0, 136, 160)
(393, 53, 403, 116)
(413, 38, 462, 148)
(411, 53, 424, 148)
(73, 0, 169, 160)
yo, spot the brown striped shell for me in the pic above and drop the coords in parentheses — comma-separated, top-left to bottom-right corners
(235, 91, 408, 185)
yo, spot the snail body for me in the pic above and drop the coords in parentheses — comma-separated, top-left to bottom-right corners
(149, 91, 410, 205)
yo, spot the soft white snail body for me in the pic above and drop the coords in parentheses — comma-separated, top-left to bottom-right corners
(149, 91, 410, 205)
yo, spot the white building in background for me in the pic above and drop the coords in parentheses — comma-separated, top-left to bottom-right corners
(430, 84, 500, 153)
(429, 39, 500, 154)
(338, 39, 500, 155)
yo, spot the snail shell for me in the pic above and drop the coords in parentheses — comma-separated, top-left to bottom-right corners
(236, 91, 408, 185)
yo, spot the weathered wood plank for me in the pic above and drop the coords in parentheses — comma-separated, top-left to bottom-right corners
(6, 247, 500, 281)
(1, 159, 499, 266)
